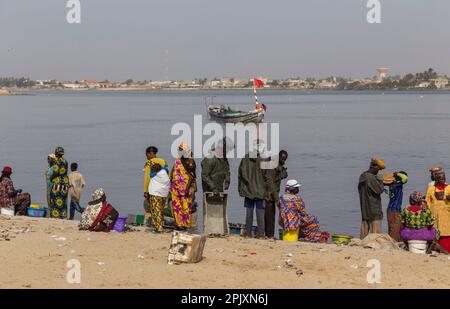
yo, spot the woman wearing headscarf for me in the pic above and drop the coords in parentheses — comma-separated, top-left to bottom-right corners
(425, 171, 450, 252)
(400, 191, 437, 243)
(147, 163, 170, 233)
(79, 188, 118, 232)
(278, 179, 322, 242)
(0, 166, 31, 215)
(170, 143, 197, 229)
(49, 147, 69, 219)
(45, 153, 56, 208)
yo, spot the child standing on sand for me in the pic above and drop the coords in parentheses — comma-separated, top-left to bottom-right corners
(386, 171, 408, 242)
(68, 162, 86, 220)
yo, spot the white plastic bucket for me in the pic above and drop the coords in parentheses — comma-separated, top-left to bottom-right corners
(408, 240, 427, 254)
(1, 207, 15, 217)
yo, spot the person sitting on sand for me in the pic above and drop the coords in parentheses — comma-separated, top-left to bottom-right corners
(400, 191, 437, 244)
(278, 179, 322, 242)
(79, 188, 118, 232)
(0, 166, 31, 216)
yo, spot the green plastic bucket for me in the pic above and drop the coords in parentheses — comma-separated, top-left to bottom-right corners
(135, 214, 145, 225)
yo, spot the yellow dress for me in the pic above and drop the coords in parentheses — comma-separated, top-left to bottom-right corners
(425, 184, 450, 236)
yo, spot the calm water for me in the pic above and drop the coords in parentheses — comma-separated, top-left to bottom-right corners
(1, 90, 450, 236)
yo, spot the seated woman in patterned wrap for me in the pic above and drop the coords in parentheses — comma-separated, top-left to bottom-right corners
(400, 191, 437, 242)
(79, 188, 118, 232)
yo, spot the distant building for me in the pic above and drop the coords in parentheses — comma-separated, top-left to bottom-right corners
(315, 80, 337, 89)
(62, 83, 84, 89)
(376, 68, 390, 82)
(98, 81, 114, 88)
(83, 80, 99, 88)
(432, 77, 449, 89)
(0, 88, 10, 95)
(416, 81, 430, 89)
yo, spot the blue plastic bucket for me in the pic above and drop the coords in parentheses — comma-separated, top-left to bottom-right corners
(27, 207, 46, 218)
(113, 216, 127, 232)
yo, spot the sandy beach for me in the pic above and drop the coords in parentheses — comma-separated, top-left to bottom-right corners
(0, 215, 449, 289)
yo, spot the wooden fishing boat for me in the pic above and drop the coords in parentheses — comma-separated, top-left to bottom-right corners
(207, 104, 264, 123)
(206, 78, 267, 123)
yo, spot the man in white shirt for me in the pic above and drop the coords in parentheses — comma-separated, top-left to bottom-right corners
(68, 162, 86, 220)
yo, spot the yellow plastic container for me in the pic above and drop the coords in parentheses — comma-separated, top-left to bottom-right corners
(282, 229, 299, 242)
(30, 204, 41, 209)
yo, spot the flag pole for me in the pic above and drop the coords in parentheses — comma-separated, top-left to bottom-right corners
(253, 78, 260, 110)
(253, 78, 260, 146)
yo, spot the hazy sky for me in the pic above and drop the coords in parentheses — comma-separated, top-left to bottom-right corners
(1, 0, 449, 81)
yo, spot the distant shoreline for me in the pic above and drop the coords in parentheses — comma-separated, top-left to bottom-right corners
(5, 87, 450, 94)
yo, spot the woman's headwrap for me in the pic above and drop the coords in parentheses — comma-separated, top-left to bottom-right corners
(430, 166, 443, 174)
(370, 157, 386, 170)
(91, 188, 105, 202)
(178, 142, 192, 158)
(409, 191, 424, 206)
(396, 171, 408, 184)
(55, 147, 65, 156)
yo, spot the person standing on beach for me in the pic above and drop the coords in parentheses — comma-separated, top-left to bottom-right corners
(147, 163, 170, 233)
(45, 153, 56, 207)
(358, 158, 386, 239)
(427, 166, 443, 191)
(68, 162, 85, 220)
(170, 143, 197, 230)
(263, 150, 288, 238)
(143, 146, 168, 224)
(425, 171, 450, 252)
(238, 139, 267, 238)
(0, 166, 31, 215)
(385, 171, 408, 242)
(49, 147, 69, 219)
(201, 137, 233, 194)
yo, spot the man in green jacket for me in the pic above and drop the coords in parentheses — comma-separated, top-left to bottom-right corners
(263, 150, 288, 238)
(238, 140, 267, 238)
(201, 138, 232, 193)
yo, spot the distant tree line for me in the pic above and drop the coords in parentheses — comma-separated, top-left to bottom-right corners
(0, 77, 36, 88)
(337, 68, 444, 90)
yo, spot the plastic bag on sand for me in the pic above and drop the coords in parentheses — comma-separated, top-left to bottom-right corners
(350, 233, 401, 251)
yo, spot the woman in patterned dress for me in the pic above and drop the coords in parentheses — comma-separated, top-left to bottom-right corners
(279, 179, 322, 242)
(170, 143, 196, 229)
(79, 188, 118, 232)
(49, 147, 69, 219)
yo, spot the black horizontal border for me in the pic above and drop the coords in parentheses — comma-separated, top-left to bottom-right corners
(0, 289, 447, 308)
